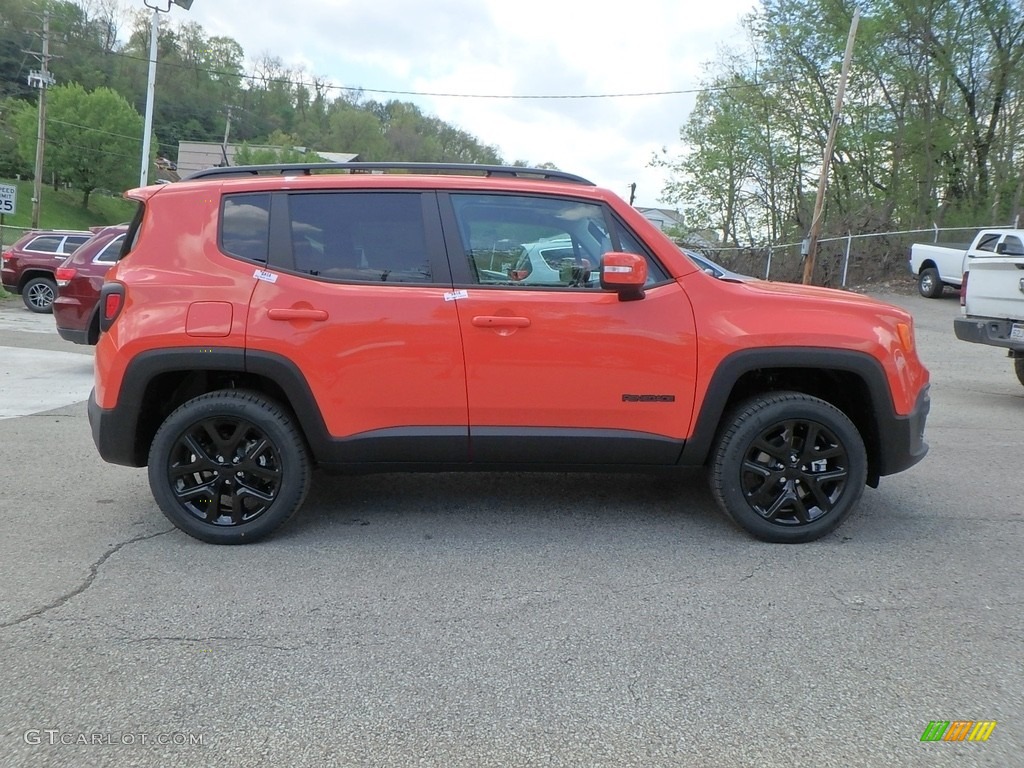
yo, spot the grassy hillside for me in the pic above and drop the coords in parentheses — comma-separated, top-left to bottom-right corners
(0, 178, 136, 247)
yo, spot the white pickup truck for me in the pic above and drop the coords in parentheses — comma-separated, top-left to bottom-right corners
(908, 228, 1024, 298)
(952, 229, 1024, 387)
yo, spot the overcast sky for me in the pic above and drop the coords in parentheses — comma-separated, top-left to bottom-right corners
(155, 0, 758, 208)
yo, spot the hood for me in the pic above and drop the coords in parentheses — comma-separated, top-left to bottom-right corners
(734, 278, 892, 309)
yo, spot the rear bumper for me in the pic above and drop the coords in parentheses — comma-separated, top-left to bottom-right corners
(877, 384, 930, 478)
(954, 316, 1024, 352)
(57, 325, 90, 344)
(89, 388, 144, 467)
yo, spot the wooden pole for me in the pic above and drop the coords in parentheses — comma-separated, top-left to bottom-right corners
(802, 8, 860, 285)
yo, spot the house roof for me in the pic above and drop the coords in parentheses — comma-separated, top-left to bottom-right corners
(175, 141, 358, 175)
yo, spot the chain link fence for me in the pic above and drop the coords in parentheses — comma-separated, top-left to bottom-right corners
(684, 221, 1019, 286)
(1, 224, 34, 249)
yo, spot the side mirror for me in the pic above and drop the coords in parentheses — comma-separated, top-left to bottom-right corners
(600, 252, 647, 301)
(997, 242, 1007, 255)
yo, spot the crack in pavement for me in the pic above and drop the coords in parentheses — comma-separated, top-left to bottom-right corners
(126, 636, 301, 652)
(0, 528, 176, 630)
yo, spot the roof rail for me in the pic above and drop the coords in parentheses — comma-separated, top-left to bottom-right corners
(182, 162, 594, 186)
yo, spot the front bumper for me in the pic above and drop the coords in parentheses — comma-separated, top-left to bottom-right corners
(954, 316, 1024, 353)
(876, 384, 930, 478)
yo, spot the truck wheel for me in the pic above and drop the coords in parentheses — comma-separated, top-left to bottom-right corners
(1015, 358, 1024, 388)
(147, 390, 311, 544)
(22, 276, 57, 313)
(709, 392, 867, 543)
(917, 268, 943, 298)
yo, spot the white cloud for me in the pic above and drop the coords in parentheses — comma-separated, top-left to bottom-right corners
(145, 0, 757, 207)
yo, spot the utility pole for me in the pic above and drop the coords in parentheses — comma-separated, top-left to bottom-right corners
(26, 9, 55, 230)
(220, 105, 233, 166)
(802, 8, 860, 285)
(140, 1, 195, 186)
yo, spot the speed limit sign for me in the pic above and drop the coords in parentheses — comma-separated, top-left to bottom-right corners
(0, 184, 16, 215)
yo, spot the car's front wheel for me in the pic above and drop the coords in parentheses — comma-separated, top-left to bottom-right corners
(22, 276, 57, 313)
(709, 392, 867, 543)
(147, 390, 311, 544)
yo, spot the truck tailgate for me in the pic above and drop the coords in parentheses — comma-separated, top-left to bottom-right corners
(966, 256, 1024, 319)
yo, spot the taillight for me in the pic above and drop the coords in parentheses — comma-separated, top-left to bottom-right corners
(960, 271, 968, 307)
(99, 282, 125, 332)
(55, 266, 77, 286)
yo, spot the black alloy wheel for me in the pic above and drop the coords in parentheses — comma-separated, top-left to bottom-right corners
(148, 391, 310, 544)
(710, 392, 867, 543)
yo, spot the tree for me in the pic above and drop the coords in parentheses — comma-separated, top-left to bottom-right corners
(234, 130, 323, 165)
(14, 83, 143, 207)
(659, 0, 1024, 254)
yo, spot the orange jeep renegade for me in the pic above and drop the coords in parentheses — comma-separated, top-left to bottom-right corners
(88, 163, 930, 544)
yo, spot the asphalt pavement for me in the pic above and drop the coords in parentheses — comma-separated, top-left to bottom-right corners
(0, 288, 1020, 768)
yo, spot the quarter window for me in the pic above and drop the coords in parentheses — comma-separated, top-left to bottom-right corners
(95, 234, 127, 264)
(63, 236, 90, 253)
(221, 193, 271, 263)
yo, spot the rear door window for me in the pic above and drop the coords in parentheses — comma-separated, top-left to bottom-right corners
(286, 192, 434, 283)
(1000, 235, 1024, 256)
(975, 234, 1000, 252)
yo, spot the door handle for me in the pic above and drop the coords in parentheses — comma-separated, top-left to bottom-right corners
(471, 316, 531, 328)
(267, 308, 329, 321)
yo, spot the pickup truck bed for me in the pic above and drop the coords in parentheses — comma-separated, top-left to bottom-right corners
(908, 242, 969, 298)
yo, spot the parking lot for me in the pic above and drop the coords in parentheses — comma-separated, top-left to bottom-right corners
(0, 289, 1021, 767)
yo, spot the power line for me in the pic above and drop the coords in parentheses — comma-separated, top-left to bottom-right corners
(88, 46, 792, 101)
(48, 118, 143, 142)
(50, 140, 141, 161)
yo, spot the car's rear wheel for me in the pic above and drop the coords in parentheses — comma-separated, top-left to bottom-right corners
(22, 276, 57, 313)
(1014, 357, 1024, 388)
(917, 267, 943, 298)
(147, 390, 310, 544)
(710, 392, 867, 543)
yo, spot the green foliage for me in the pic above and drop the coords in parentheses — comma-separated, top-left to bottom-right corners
(14, 83, 143, 208)
(234, 131, 324, 165)
(0, 0, 515, 213)
(0, 177, 136, 247)
(660, 0, 1024, 245)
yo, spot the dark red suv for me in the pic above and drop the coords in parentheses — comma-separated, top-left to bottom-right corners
(53, 224, 128, 344)
(2, 229, 92, 312)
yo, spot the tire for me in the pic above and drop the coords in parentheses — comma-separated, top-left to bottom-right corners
(86, 311, 101, 345)
(709, 392, 868, 543)
(22, 276, 57, 313)
(147, 390, 311, 544)
(1015, 358, 1024, 388)
(917, 267, 943, 298)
